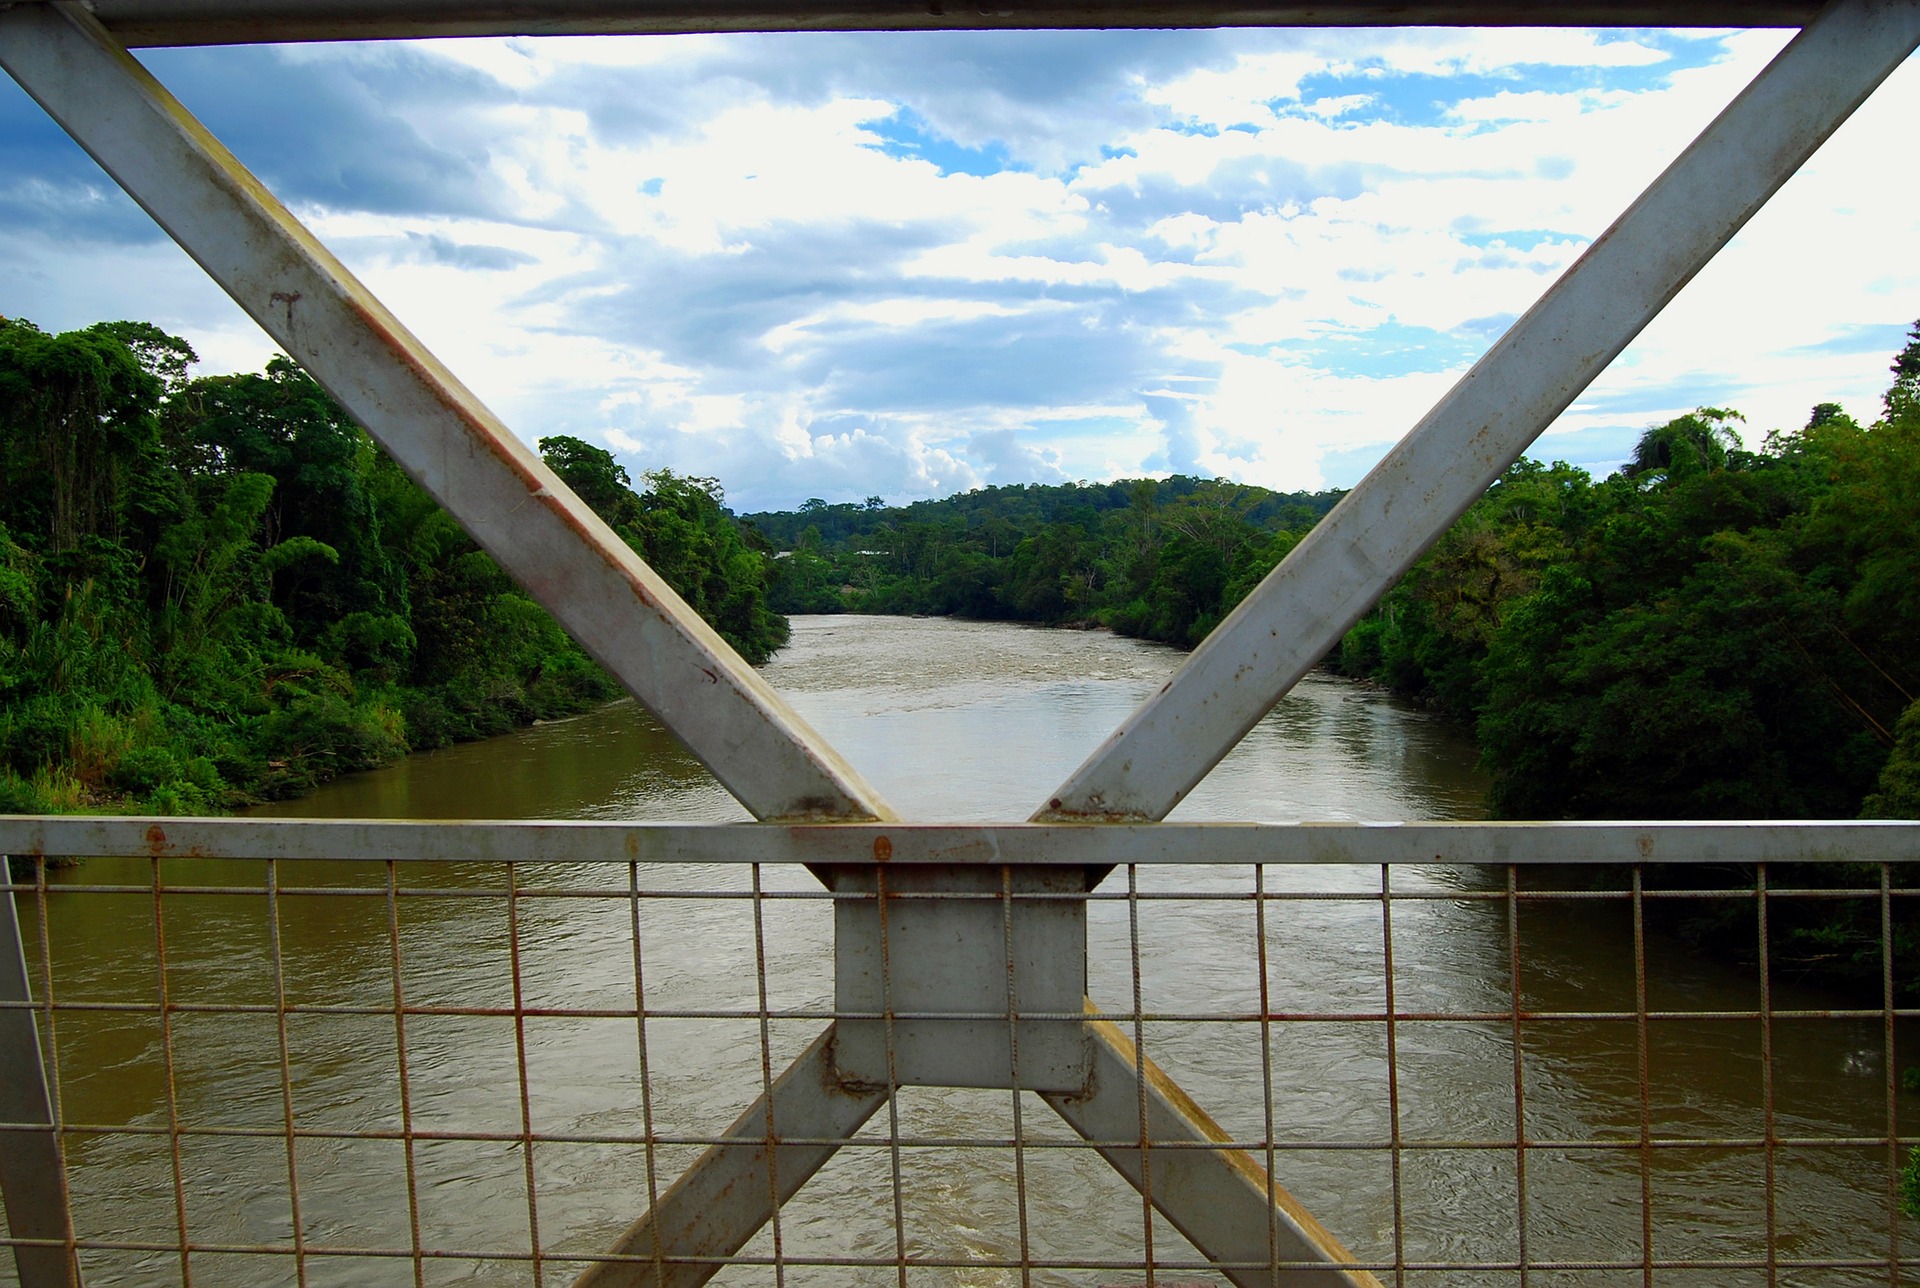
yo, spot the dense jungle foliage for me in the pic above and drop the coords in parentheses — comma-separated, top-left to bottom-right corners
(747, 477, 1344, 647)
(1335, 324, 1920, 1002)
(8, 308, 1918, 857)
(745, 323, 1920, 834)
(1333, 323, 1920, 829)
(0, 316, 785, 813)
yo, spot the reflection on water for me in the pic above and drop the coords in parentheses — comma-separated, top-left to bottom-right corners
(20, 616, 1915, 1286)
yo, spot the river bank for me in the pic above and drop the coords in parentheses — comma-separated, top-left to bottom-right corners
(253, 615, 1489, 825)
(0, 324, 793, 824)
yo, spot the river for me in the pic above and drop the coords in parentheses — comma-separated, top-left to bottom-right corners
(22, 616, 1915, 1285)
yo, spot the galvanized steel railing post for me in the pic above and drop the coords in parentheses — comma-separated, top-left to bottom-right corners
(0, 867, 81, 1288)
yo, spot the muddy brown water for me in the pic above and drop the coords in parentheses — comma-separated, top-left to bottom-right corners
(19, 616, 1915, 1285)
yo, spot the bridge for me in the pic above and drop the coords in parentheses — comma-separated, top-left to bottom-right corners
(3, 1, 1919, 1283)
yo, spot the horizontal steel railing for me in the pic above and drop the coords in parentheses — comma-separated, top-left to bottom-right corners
(4, 816, 1918, 867)
(3, 817, 1918, 1285)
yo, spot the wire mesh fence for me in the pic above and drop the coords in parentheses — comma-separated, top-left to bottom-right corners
(3, 835, 1916, 1286)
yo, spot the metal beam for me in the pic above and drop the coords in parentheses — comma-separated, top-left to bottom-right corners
(72, 0, 1825, 47)
(0, 880, 80, 1288)
(1044, 1008, 1383, 1287)
(0, 11, 908, 1277)
(834, 865, 1091, 1090)
(8, 4, 1914, 1286)
(0, 0, 896, 828)
(571, 1025, 887, 1288)
(1034, 0, 1920, 824)
(6, 816, 1920, 868)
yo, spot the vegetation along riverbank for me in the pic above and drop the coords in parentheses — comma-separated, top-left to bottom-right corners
(5, 312, 1917, 839)
(749, 322, 1920, 828)
(744, 323, 1920, 1004)
(0, 315, 784, 813)
(9, 311, 1918, 1202)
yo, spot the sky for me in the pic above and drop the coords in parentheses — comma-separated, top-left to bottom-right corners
(2, 24, 1916, 513)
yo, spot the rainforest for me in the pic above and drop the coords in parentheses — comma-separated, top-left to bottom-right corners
(0, 315, 784, 813)
(3, 312, 1918, 831)
(751, 324, 1920, 827)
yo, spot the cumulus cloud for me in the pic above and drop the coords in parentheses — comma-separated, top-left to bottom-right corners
(2, 24, 1915, 511)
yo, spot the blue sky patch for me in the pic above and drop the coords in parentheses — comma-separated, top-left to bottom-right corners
(1315, 441, 1394, 490)
(1291, 34, 1715, 131)
(864, 108, 1016, 178)
(1791, 321, 1912, 357)
(1250, 321, 1486, 380)
(1533, 423, 1649, 477)
(1574, 378, 1739, 420)
(1456, 229, 1577, 252)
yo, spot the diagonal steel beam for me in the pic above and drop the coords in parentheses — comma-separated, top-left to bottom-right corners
(1045, 1007, 1382, 1288)
(1035, 0, 1920, 825)
(0, 8, 902, 1279)
(572, 1025, 888, 1288)
(0, 0, 894, 828)
(1030, 0, 1920, 1278)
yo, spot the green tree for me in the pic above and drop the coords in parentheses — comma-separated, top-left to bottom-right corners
(1865, 702, 1920, 818)
(178, 357, 404, 643)
(0, 319, 625, 809)
(539, 434, 642, 528)
(0, 317, 165, 552)
(1623, 407, 1744, 482)
(1886, 319, 1920, 423)
(629, 470, 789, 662)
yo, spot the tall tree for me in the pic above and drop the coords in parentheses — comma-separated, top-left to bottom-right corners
(0, 318, 164, 552)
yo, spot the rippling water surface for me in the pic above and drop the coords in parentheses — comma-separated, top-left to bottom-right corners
(25, 616, 1913, 1286)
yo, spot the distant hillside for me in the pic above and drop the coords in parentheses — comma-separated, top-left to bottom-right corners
(743, 475, 1342, 550)
(741, 475, 1346, 648)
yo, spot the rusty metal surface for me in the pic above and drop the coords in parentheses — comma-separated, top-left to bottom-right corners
(1045, 1002, 1384, 1288)
(1034, 0, 1920, 825)
(0, 880, 80, 1288)
(5, 815, 1920, 868)
(0, 0, 896, 829)
(61, 0, 1827, 46)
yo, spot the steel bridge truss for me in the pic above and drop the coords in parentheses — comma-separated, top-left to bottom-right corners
(3, 0, 1919, 1284)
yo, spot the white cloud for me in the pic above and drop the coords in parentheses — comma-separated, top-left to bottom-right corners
(2, 23, 1913, 512)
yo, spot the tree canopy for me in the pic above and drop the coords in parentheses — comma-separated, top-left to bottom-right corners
(0, 316, 787, 812)
(745, 475, 1342, 648)
(1331, 326, 1920, 826)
